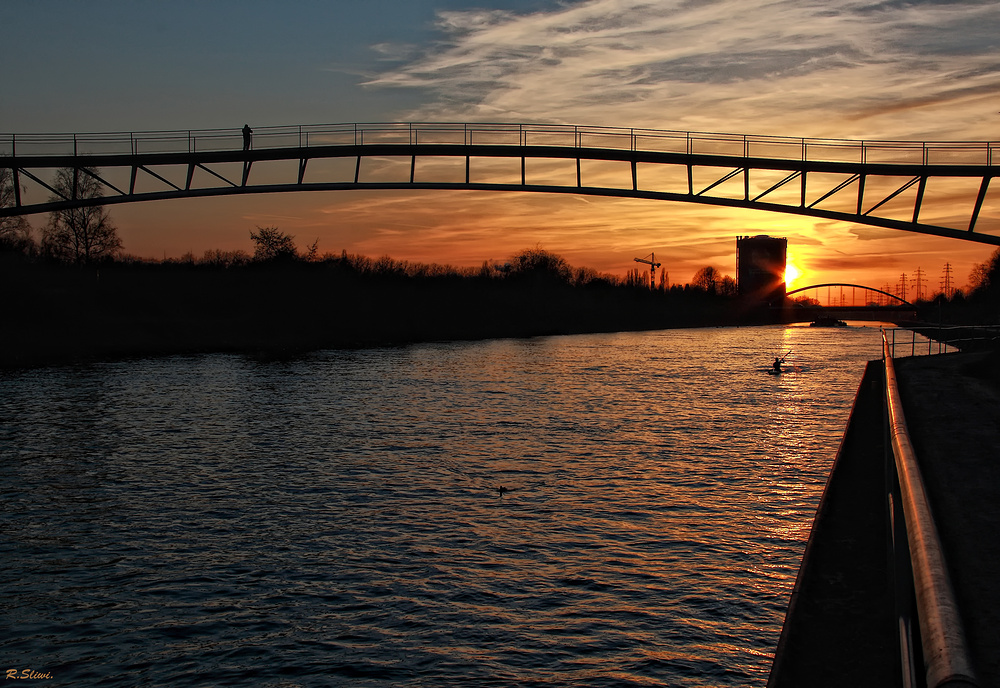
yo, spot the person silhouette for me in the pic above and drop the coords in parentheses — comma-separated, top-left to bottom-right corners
(772, 356, 782, 373)
(242, 124, 252, 151)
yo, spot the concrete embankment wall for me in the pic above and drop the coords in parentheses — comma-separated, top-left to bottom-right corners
(768, 361, 898, 688)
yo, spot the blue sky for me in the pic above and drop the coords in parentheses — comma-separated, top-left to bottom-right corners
(4, 0, 1000, 287)
(1, 0, 562, 132)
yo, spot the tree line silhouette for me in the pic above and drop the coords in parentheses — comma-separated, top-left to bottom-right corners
(1, 224, 754, 368)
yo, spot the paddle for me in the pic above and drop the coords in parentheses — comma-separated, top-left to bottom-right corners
(779, 349, 792, 362)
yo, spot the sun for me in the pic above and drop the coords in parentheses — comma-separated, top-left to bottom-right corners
(785, 260, 804, 288)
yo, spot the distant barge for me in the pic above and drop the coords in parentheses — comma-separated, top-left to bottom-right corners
(809, 317, 847, 327)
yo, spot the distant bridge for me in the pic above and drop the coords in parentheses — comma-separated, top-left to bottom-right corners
(784, 282, 917, 323)
(787, 283, 914, 308)
(2, 122, 999, 244)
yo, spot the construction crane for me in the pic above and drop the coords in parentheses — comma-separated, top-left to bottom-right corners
(634, 252, 661, 290)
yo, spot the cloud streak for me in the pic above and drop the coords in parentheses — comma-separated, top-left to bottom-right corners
(367, 0, 1000, 140)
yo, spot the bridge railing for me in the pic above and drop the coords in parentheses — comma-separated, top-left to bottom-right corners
(885, 325, 1000, 356)
(2, 122, 998, 166)
(882, 331, 978, 688)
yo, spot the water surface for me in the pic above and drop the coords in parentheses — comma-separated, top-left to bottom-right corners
(2, 324, 890, 686)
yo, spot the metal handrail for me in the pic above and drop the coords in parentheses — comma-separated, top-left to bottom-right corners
(885, 326, 1000, 357)
(882, 331, 977, 688)
(2, 122, 998, 166)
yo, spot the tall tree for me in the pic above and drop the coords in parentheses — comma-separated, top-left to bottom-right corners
(691, 266, 721, 294)
(249, 225, 298, 262)
(0, 168, 33, 253)
(41, 167, 121, 263)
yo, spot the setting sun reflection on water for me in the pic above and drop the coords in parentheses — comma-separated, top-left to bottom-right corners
(2, 324, 889, 686)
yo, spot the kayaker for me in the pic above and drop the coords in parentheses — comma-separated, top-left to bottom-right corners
(772, 356, 782, 373)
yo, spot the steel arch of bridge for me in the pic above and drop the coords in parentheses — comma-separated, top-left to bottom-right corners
(2, 122, 999, 245)
(787, 283, 914, 307)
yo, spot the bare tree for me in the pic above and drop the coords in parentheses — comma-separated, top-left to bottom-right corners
(691, 266, 721, 294)
(969, 247, 1000, 296)
(0, 168, 34, 253)
(249, 225, 297, 262)
(41, 167, 121, 263)
(719, 275, 738, 297)
(507, 247, 572, 284)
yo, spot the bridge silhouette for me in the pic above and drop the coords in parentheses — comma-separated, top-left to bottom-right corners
(2, 122, 999, 245)
(784, 282, 917, 323)
(787, 283, 914, 308)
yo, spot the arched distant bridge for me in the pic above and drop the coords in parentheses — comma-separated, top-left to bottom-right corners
(784, 282, 918, 323)
(787, 283, 914, 308)
(2, 122, 999, 244)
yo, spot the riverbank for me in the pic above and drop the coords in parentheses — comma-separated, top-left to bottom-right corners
(1, 257, 756, 369)
(769, 347, 1000, 686)
(767, 362, 896, 687)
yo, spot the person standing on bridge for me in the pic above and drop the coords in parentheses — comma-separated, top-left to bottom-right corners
(242, 124, 252, 151)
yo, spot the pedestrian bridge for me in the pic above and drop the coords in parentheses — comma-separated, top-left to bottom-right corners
(2, 122, 999, 244)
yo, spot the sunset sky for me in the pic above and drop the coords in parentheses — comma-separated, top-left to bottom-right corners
(4, 0, 1000, 292)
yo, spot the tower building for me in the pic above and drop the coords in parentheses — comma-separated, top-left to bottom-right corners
(736, 235, 787, 303)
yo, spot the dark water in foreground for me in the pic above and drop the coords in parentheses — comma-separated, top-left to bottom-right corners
(2, 325, 892, 686)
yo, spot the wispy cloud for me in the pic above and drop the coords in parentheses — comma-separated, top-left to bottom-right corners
(367, 0, 1000, 140)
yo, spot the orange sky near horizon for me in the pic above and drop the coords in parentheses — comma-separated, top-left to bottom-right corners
(94, 175, 999, 297)
(6, 0, 1000, 295)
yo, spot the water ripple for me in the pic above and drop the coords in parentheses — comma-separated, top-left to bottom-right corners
(1, 324, 891, 686)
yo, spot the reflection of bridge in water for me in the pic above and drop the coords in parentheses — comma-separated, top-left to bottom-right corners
(783, 282, 917, 323)
(2, 122, 999, 245)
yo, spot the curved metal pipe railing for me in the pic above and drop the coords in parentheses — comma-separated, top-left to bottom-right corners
(883, 332, 978, 687)
(2, 121, 999, 165)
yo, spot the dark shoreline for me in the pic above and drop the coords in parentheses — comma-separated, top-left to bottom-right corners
(3, 258, 762, 370)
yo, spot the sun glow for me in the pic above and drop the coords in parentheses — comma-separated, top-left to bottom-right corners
(785, 260, 804, 288)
